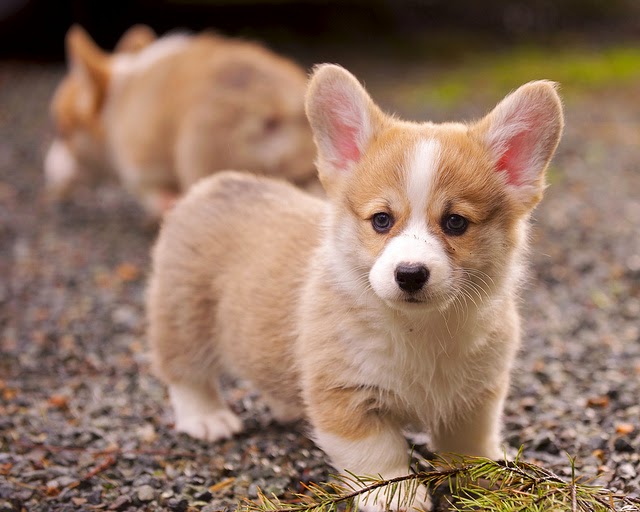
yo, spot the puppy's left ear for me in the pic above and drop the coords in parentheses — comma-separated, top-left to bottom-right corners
(477, 80, 564, 209)
(306, 64, 384, 192)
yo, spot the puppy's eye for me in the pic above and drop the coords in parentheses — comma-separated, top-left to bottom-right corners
(263, 116, 282, 132)
(442, 214, 468, 235)
(371, 212, 394, 233)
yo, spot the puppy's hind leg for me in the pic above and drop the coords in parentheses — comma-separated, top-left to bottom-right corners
(148, 296, 243, 443)
(147, 240, 242, 443)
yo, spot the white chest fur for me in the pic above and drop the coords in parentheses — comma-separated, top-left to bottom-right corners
(336, 298, 508, 428)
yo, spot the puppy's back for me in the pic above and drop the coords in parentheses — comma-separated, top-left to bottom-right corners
(107, 34, 315, 191)
(147, 171, 325, 400)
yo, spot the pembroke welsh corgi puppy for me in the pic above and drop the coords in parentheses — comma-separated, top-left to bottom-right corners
(147, 65, 563, 511)
(44, 24, 316, 219)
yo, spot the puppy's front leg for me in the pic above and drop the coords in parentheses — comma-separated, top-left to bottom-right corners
(430, 384, 507, 460)
(307, 387, 431, 512)
(44, 139, 80, 200)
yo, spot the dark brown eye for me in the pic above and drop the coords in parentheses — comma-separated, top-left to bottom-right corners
(442, 214, 468, 235)
(372, 212, 394, 233)
(263, 116, 282, 132)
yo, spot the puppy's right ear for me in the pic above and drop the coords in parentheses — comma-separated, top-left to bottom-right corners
(65, 25, 111, 113)
(306, 65, 382, 185)
(114, 24, 157, 53)
(65, 25, 110, 88)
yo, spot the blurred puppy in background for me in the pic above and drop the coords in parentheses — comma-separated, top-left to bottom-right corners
(44, 24, 316, 219)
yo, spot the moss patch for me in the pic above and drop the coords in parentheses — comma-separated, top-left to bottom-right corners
(406, 44, 640, 107)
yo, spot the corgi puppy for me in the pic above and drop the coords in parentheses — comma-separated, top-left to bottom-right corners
(44, 25, 316, 219)
(147, 65, 563, 510)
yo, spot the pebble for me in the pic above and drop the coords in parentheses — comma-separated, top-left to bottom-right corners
(614, 437, 635, 453)
(201, 502, 232, 512)
(617, 463, 637, 480)
(247, 479, 267, 499)
(108, 495, 132, 511)
(194, 489, 213, 501)
(0, 501, 15, 512)
(136, 485, 155, 502)
(533, 433, 561, 455)
(168, 498, 189, 512)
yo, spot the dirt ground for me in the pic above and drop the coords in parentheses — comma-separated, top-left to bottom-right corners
(1, 43, 639, 511)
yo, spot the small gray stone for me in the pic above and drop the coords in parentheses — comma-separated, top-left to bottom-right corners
(202, 502, 231, 512)
(108, 494, 132, 511)
(160, 489, 174, 500)
(137, 485, 155, 502)
(614, 437, 635, 453)
(0, 500, 15, 512)
(618, 463, 637, 480)
(247, 478, 266, 499)
(168, 498, 189, 512)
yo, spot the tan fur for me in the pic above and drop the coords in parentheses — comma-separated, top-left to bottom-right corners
(147, 65, 563, 511)
(148, 173, 323, 422)
(113, 24, 157, 53)
(45, 25, 316, 219)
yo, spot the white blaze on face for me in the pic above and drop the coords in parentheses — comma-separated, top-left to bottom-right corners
(44, 139, 80, 197)
(369, 138, 452, 304)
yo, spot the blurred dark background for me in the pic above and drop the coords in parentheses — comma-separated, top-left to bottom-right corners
(1, 0, 639, 62)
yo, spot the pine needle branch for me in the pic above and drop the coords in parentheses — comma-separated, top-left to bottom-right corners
(240, 453, 640, 512)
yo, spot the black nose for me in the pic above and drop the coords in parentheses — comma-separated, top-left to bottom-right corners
(395, 264, 429, 293)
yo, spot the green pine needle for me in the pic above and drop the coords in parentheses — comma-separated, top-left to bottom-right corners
(240, 452, 640, 512)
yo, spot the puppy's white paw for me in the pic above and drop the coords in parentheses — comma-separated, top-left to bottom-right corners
(44, 139, 79, 199)
(263, 396, 303, 423)
(357, 483, 431, 512)
(175, 409, 242, 442)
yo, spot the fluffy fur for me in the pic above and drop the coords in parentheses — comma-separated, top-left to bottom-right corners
(147, 65, 564, 511)
(44, 25, 316, 219)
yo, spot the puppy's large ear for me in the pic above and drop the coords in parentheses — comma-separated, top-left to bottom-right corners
(65, 25, 111, 113)
(114, 24, 157, 53)
(477, 80, 564, 209)
(66, 25, 110, 84)
(306, 64, 383, 187)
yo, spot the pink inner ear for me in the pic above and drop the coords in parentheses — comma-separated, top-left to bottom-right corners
(330, 120, 361, 168)
(496, 129, 535, 186)
(321, 90, 363, 170)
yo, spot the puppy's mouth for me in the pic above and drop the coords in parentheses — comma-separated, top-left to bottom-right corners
(384, 293, 432, 310)
(389, 289, 452, 310)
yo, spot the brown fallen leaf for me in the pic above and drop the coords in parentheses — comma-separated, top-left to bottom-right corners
(592, 448, 606, 463)
(615, 423, 634, 435)
(116, 262, 140, 282)
(2, 388, 17, 401)
(47, 395, 69, 409)
(0, 462, 12, 476)
(45, 482, 60, 497)
(586, 395, 610, 408)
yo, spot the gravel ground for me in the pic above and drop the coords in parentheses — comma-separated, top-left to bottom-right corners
(0, 56, 639, 512)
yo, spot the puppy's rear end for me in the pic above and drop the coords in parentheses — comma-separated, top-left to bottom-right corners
(147, 171, 323, 439)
